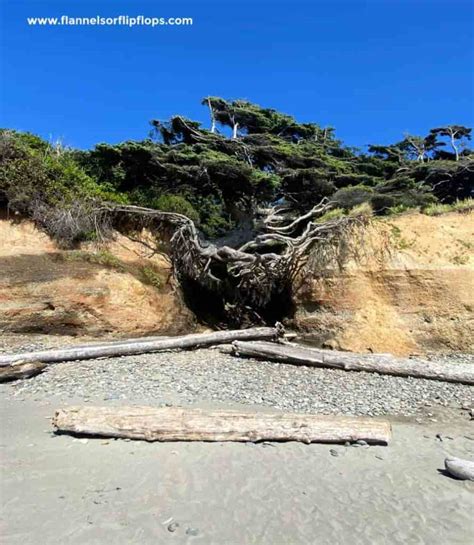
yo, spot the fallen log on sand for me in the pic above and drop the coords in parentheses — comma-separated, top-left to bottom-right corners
(0, 326, 283, 367)
(0, 361, 47, 382)
(230, 341, 474, 385)
(53, 406, 392, 444)
(444, 457, 474, 481)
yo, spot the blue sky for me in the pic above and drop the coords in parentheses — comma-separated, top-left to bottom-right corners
(1, 0, 473, 150)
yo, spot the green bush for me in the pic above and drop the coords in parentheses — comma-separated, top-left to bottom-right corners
(141, 265, 165, 289)
(332, 185, 374, 209)
(152, 194, 200, 223)
(423, 198, 474, 216)
(370, 194, 396, 214)
(62, 250, 125, 270)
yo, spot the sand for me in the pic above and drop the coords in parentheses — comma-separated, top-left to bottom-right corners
(1, 397, 473, 545)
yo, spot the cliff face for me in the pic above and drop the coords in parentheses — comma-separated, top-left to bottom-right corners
(1, 212, 472, 354)
(294, 211, 474, 355)
(0, 215, 195, 336)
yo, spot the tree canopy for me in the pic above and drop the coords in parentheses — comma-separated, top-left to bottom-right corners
(1, 98, 472, 243)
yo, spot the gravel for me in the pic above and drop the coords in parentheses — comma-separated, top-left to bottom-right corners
(1, 337, 473, 417)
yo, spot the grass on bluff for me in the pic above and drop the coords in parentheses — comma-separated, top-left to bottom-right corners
(61, 250, 166, 290)
(422, 197, 474, 216)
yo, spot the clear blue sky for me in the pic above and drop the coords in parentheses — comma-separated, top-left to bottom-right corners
(1, 0, 473, 150)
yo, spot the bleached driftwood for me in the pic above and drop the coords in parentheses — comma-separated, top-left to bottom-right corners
(230, 341, 474, 385)
(0, 326, 283, 367)
(444, 457, 474, 481)
(0, 361, 47, 382)
(53, 406, 392, 444)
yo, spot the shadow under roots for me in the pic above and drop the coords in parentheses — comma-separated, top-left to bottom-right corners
(178, 276, 296, 328)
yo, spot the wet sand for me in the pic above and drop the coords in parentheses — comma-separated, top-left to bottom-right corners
(1, 397, 473, 545)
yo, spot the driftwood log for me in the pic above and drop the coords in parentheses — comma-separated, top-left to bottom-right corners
(0, 361, 47, 382)
(53, 406, 392, 444)
(0, 326, 283, 367)
(444, 457, 474, 481)
(230, 341, 474, 385)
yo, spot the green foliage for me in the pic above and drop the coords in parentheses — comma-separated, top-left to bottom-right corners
(316, 207, 346, 223)
(152, 194, 200, 223)
(348, 202, 373, 218)
(1, 99, 472, 243)
(387, 203, 412, 215)
(140, 265, 165, 289)
(422, 198, 474, 216)
(332, 185, 374, 209)
(62, 250, 125, 270)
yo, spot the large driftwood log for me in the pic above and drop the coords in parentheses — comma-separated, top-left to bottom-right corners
(230, 341, 474, 385)
(0, 327, 282, 367)
(53, 406, 392, 444)
(0, 361, 47, 382)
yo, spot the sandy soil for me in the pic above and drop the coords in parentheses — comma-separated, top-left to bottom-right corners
(1, 396, 473, 545)
(295, 210, 474, 354)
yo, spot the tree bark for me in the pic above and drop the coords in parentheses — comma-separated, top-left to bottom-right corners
(0, 361, 47, 382)
(0, 327, 283, 366)
(53, 406, 392, 444)
(230, 341, 474, 385)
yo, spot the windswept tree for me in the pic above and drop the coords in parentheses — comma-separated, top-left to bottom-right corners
(2, 100, 473, 325)
(367, 142, 407, 164)
(401, 133, 442, 162)
(429, 125, 472, 161)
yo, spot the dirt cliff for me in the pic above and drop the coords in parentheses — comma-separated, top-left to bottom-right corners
(294, 211, 473, 355)
(1, 211, 472, 354)
(0, 213, 195, 336)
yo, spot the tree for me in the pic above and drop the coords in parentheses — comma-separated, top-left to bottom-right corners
(401, 133, 442, 162)
(367, 143, 406, 164)
(2, 101, 473, 325)
(429, 125, 472, 161)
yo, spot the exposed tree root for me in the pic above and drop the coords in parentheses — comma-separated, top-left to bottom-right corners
(95, 200, 369, 325)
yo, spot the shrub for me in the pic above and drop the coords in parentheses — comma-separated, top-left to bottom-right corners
(423, 198, 474, 216)
(63, 250, 125, 270)
(151, 194, 200, 223)
(348, 202, 373, 218)
(387, 204, 413, 215)
(0, 131, 126, 244)
(316, 207, 346, 223)
(141, 265, 165, 289)
(332, 185, 374, 209)
(370, 194, 396, 215)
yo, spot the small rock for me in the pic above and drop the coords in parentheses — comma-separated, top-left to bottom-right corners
(356, 440, 368, 446)
(330, 449, 339, 457)
(167, 522, 179, 533)
(436, 433, 443, 442)
(375, 455, 384, 460)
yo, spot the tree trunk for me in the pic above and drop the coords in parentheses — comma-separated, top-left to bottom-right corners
(230, 341, 474, 385)
(0, 361, 47, 382)
(0, 327, 283, 366)
(53, 406, 392, 444)
(207, 98, 216, 133)
(451, 135, 459, 161)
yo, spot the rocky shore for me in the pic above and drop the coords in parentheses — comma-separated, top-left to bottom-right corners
(1, 334, 473, 419)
